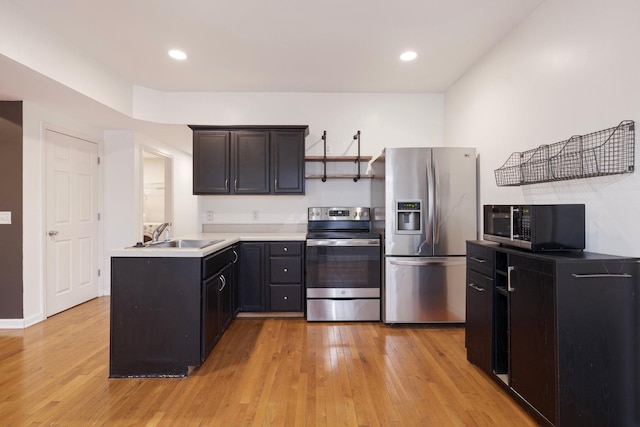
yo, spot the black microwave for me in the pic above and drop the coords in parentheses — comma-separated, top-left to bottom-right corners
(483, 204, 585, 251)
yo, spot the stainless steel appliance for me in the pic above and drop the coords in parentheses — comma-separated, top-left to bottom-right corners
(370, 147, 477, 323)
(305, 207, 381, 321)
(483, 204, 585, 251)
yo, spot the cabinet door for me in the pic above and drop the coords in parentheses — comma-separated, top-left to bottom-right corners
(193, 131, 230, 194)
(239, 243, 267, 311)
(465, 269, 492, 373)
(271, 130, 305, 194)
(556, 261, 639, 426)
(202, 273, 221, 360)
(218, 264, 233, 334)
(509, 255, 557, 424)
(233, 131, 270, 194)
(231, 245, 241, 315)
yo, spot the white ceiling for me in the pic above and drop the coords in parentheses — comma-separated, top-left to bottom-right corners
(7, 0, 542, 93)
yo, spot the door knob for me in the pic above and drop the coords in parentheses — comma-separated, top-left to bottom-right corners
(48, 230, 59, 237)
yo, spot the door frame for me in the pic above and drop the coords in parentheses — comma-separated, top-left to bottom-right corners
(42, 122, 104, 317)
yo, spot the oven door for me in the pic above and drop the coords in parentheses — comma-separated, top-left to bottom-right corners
(306, 238, 381, 298)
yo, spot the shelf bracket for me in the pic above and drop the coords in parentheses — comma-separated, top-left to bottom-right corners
(353, 130, 361, 182)
(321, 130, 327, 182)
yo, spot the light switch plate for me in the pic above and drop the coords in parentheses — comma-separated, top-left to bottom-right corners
(0, 211, 11, 224)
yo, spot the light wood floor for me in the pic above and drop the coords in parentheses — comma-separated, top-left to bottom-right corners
(0, 297, 537, 426)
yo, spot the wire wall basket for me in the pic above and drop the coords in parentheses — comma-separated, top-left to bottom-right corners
(495, 120, 635, 186)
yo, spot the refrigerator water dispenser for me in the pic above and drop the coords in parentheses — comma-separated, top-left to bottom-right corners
(396, 200, 422, 234)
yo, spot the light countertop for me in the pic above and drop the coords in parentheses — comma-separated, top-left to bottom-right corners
(109, 232, 307, 258)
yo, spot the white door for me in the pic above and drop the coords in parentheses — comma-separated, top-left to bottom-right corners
(45, 129, 99, 316)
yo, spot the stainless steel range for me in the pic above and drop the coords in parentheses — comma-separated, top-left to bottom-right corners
(305, 207, 381, 322)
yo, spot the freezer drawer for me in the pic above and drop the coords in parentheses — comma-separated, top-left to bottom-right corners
(383, 256, 466, 323)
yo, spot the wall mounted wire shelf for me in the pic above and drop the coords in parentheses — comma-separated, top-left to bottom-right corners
(495, 120, 635, 186)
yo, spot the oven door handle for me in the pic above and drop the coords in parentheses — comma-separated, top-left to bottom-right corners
(389, 258, 466, 267)
(306, 239, 380, 247)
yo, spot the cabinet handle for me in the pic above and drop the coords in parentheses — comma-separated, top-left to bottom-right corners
(219, 275, 227, 291)
(507, 266, 515, 292)
(571, 273, 632, 279)
(470, 256, 486, 263)
(283, 268, 288, 272)
(283, 247, 288, 252)
(275, 179, 278, 189)
(233, 250, 238, 263)
(468, 283, 485, 292)
(225, 179, 229, 191)
(234, 179, 238, 191)
(283, 296, 288, 300)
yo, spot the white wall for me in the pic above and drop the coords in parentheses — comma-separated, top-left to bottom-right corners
(102, 131, 198, 294)
(22, 102, 104, 326)
(445, 0, 640, 257)
(0, 2, 133, 115)
(133, 90, 445, 226)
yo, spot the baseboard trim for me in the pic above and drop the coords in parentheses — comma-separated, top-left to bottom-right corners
(0, 318, 26, 329)
(236, 312, 305, 319)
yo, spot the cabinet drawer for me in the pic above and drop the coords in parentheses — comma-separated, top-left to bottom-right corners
(467, 269, 493, 291)
(270, 285, 303, 311)
(202, 247, 234, 280)
(270, 242, 303, 256)
(467, 242, 494, 277)
(270, 258, 302, 283)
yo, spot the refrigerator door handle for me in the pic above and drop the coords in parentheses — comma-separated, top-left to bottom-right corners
(388, 258, 466, 267)
(433, 159, 440, 244)
(426, 156, 435, 244)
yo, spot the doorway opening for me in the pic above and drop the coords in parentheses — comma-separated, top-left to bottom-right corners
(141, 148, 173, 243)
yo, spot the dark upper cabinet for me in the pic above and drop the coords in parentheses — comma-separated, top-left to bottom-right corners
(233, 131, 270, 194)
(271, 130, 305, 194)
(190, 125, 308, 195)
(193, 131, 230, 194)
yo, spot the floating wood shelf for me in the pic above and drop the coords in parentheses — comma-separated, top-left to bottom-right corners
(305, 156, 373, 162)
(305, 173, 372, 180)
(307, 130, 369, 181)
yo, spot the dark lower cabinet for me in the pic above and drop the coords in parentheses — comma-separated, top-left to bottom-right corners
(110, 257, 201, 377)
(239, 242, 267, 312)
(238, 241, 304, 313)
(201, 247, 235, 360)
(110, 246, 237, 378)
(465, 242, 494, 373)
(466, 240, 640, 427)
(509, 255, 556, 423)
(465, 269, 492, 372)
(269, 242, 304, 312)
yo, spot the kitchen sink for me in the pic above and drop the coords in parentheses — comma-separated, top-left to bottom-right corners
(145, 239, 224, 249)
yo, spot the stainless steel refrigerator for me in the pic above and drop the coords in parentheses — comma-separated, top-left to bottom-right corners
(370, 147, 477, 323)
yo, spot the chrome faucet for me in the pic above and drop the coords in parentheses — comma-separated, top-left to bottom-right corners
(151, 222, 171, 243)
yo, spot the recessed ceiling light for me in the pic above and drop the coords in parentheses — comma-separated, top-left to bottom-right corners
(168, 49, 187, 60)
(400, 51, 417, 61)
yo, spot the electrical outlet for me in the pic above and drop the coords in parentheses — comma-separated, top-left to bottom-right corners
(206, 210, 213, 222)
(252, 210, 259, 221)
(0, 211, 11, 225)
